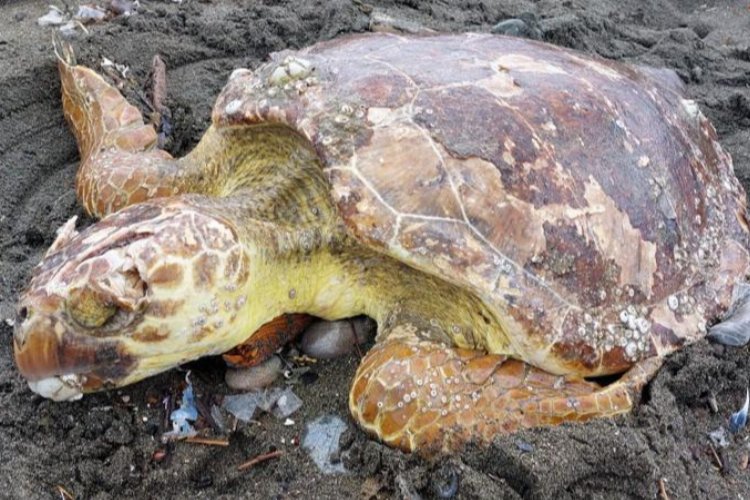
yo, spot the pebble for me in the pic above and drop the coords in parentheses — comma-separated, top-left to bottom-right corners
(491, 14, 542, 40)
(225, 355, 282, 391)
(299, 317, 376, 359)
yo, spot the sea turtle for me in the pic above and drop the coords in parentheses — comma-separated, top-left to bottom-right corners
(13, 32, 750, 454)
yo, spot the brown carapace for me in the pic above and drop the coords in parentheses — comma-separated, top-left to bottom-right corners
(13, 33, 750, 455)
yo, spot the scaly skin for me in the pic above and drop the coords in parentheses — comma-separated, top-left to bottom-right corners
(14, 40, 669, 454)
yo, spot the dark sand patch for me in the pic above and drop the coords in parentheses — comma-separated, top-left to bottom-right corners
(2, 1, 750, 498)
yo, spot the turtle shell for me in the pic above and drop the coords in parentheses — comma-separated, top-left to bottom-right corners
(212, 33, 750, 376)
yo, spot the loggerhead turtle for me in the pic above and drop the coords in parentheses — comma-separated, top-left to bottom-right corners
(12, 33, 750, 453)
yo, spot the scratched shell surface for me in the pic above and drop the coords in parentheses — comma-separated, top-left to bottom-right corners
(213, 33, 750, 376)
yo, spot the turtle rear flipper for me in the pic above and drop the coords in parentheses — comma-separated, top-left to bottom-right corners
(350, 325, 662, 454)
(56, 40, 185, 218)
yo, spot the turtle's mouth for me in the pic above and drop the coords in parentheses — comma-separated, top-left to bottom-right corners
(13, 315, 136, 399)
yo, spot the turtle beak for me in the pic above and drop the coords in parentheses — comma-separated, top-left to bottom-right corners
(13, 307, 135, 400)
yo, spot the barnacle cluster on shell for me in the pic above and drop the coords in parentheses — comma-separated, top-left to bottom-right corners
(266, 56, 318, 97)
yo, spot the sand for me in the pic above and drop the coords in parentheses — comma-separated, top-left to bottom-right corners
(1, 1, 750, 498)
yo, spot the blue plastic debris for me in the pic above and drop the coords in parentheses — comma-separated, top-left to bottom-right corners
(222, 387, 303, 423)
(303, 415, 347, 474)
(729, 388, 750, 433)
(163, 374, 198, 440)
(515, 440, 534, 453)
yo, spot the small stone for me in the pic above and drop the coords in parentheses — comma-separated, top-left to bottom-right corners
(225, 356, 282, 391)
(300, 318, 374, 359)
(491, 13, 542, 40)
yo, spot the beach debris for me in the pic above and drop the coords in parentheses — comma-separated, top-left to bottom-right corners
(210, 404, 227, 432)
(38, 6, 66, 27)
(55, 485, 75, 500)
(225, 356, 282, 391)
(38, 2, 136, 36)
(491, 13, 543, 40)
(237, 449, 282, 472)
(434, 467, 460, 499)
(729, 388, 749, 433)
(108, 0, 139, 16)
(369, 10, 435, 35)
(396, 473, 420, 500)
(707, 392, 719, 413)
(708, 443, 724, 470)
(708, 427, 729, 448)
(184, 436, 229, 447)
(302, 415, 348, 474)
(100, 56, 130, 80)
(147, 54, 173, 148)
(515, 439, 534, 453)
(162, 374, 198, 440)
(151, 448, 168, 463)
(222, 386, 302, 422)
(658, 478, 670, 500)
(75, 5, 108, 24)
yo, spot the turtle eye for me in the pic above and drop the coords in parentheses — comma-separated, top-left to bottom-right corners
(65, 285, 118, 329)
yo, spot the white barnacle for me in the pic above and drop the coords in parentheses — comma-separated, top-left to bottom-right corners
(619, 310, 630, 324)
(269, 66, 289, 85)
(229, 68, 251, 81)
(287, 58, 312, 78)
(625, 342, 637, 358)
(681, 99, 701, 119)
(224, 99, 243, 115)
(635, 317, 650, 334)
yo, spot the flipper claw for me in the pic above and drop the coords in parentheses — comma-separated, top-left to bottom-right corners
(52, 31, 76, 67)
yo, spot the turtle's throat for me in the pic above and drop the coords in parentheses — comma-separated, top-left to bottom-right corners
(240, 241, 509, 353)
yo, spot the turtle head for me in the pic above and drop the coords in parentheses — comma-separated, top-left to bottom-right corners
(14, 200, 249, 400)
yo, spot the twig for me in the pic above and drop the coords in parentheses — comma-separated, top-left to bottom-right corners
(708, 443, 724, 470)
(56, 485, 75, 500)
(185, 436, 230, 447)
(237, 450, 283, 471)
(658, 478, 670, 500)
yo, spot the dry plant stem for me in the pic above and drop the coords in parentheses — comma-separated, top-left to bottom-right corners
(185, 436, 230, 447)
(658, 478, 670, 500)
(56, 485, 75, 500)
(709, 444, 723, 470)
(237, 450, 283, 471)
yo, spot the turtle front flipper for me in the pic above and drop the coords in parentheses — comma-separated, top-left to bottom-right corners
(55, 40, 190, 218)
(350, 326, 663, 454)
